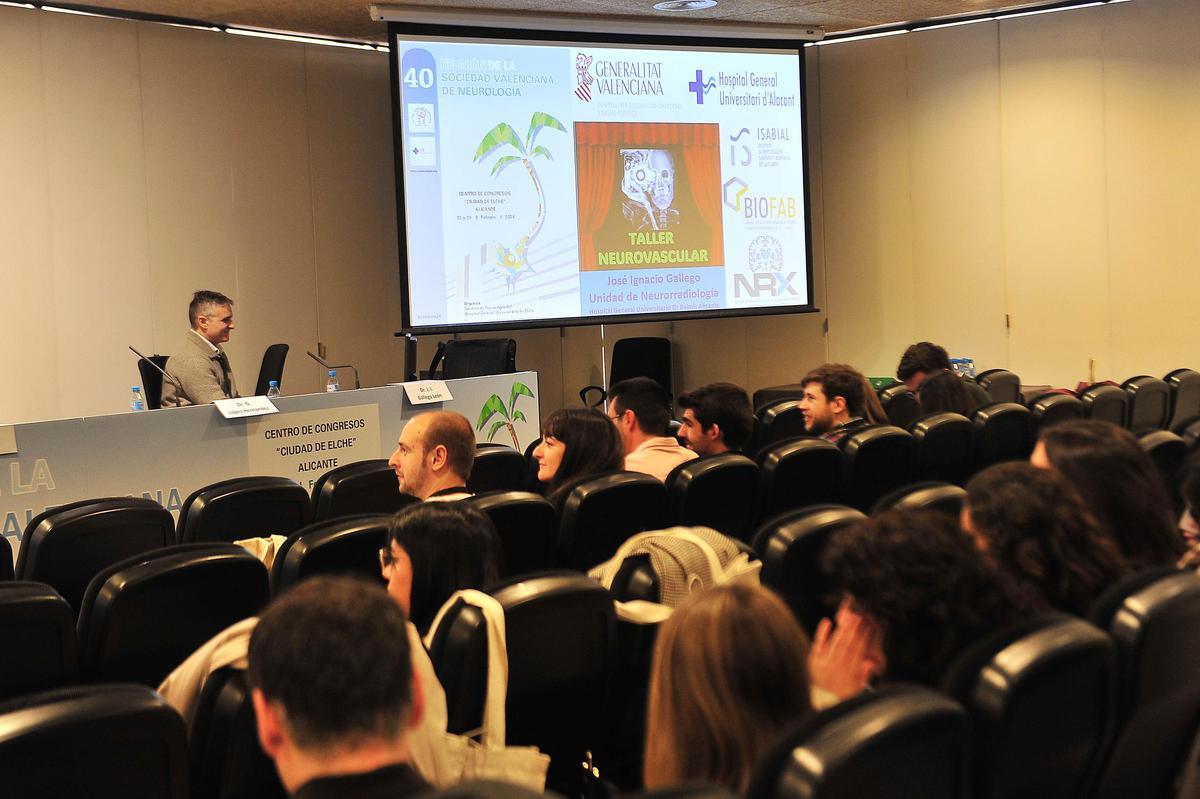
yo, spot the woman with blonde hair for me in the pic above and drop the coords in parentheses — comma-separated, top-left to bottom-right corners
(643, 582, 813, 792)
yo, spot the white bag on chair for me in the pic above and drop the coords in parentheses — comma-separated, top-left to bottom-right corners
(424, 589, 551, 791)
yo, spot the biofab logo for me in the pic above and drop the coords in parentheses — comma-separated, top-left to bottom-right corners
(575, 53, 594, 102)
(688, 70, 717, 104)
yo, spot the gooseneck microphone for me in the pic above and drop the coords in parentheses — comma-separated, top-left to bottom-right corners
(306, 350, 362, 390)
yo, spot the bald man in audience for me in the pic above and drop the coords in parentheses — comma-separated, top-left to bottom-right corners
(608, 377, 697, 481)
(388, 411, 475, 501)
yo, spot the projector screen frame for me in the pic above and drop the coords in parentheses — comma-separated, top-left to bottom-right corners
(387, 19, 818, 335)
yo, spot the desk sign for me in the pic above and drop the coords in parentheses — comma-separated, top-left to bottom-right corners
(246, 404, 381, 488)
(214, 396, 279, 419)
(0, 425, 15, 455)
(403, 381, 453, 406)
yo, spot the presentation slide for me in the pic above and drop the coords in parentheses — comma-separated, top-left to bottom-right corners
(395, 35, 809, 330)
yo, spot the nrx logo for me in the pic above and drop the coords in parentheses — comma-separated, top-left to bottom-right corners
(688, 70, 717, 104)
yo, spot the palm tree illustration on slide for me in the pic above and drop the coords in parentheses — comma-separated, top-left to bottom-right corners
(476, 381, 534, 449)
(472, 112, 566, 291)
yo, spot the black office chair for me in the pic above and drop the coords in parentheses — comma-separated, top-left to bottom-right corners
(468, 445, 528, 494)
(910, 412, 973, 485)
(466, 491, 557, 578)
(1087, 571, 1200, 799)
(1165, 368, 1200, 431)
(752, 384, 805, 413)
(555, 471, 668, 570)
(137, 354, 170, 410)
(0, 683, 188, 797)
(972, 402, 1035, 472)
(1028, 391, 1084, 431)
(746, 685, 971, 799)
(757, 437, 841, 521)
(178, 476, 310, 544)
(941, 616, 1115, 799)
(270, 515, 392, 595)
(189, 666, 286, 799)
(976, 368, 1022, 404)
(872, 481, 967, 516)
(1080, 382, 1129, 427)
(0, 582, 78, 702)
(580, 337, 672, 408)
(753, 504, 865, 633)
(76, 543, 269, 686)
(428, 337, 517, 379)
(16, 497, 175, 615)
(253, 343, 289, 396)
(878, 384, 923, 430)
(427, 571, 617, 794)
(1124, 375, 1172, 433)
(840, 425, 914, 512)
(665, 454, 759, 542)
(753, 400, 808, 457)
(310, 459, 419, 521)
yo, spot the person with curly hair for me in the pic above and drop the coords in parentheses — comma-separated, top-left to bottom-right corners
(532, 407, 625, 506)
(816, 509, 1042, 693)
(916, 368, 975, 417)
(1033, 420, 1184, 569)
(964, 462, 1130, 616)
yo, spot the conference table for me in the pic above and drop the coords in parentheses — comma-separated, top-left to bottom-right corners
(0, 372, 541, 564)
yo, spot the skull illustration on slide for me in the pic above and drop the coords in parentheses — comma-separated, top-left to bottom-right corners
(621, 149, 680, 231)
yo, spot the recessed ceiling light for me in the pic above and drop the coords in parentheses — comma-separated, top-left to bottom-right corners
(653, 0, 718, 11)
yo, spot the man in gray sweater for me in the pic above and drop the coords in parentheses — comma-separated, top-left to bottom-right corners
(160, 290, 240, 407)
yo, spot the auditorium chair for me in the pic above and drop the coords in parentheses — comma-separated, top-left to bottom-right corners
(976, 368, 1022, 404)
(1123, 375, 1172, 433)
(309, 459, 418, 521)
(0, 582, 78, 702)
(872, 481, 967, 517)
(467, 445, 527, 494)
(745, 685, 971, 799)
(1028, 391, 1084, 431)
(466, 491, 557, 577)
(426, 571, 617, 794)
(0, 534, 12, 581)
(555, 471, 667, 570)
(972, 403, 1035, 472)
(840, 425, 914, 512)
(878, 383, 923, 430)
(941, 615, 1115, 799)
(580, 336, 672, 408)
(752, 383, 805, 413)
(665, 454, 759, 542)
(76, 543, 269, 686)
(1088, 571, 1200, 799)
(753, 399, 809, 457)
(1181, 418, 1200, 455)
(753, 504, 865, 633)
(0, 683, 188, 797)
(910, 412, 974, 485)
(189, 666, 286, 799)
(757, 437, 841, 520)
(253, 342, 289, 397)
(177, 475, 310, 544)
(1079, 383, 1129, 427)
(1166, 368, 1200, 431)
(1138, 429, 1188, 502)
(270, 514, 391, 595)
(16, 496, 175, 616)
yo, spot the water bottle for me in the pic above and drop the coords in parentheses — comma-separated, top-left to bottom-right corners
(130, 386, 145, 412)
(326, 370, 340, 392)
(266, 380, 280, 399)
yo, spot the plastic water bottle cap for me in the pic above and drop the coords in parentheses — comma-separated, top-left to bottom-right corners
(132, 386, 141, 392)
(269, 380, 278, 387)
(328, 370, 336, 377)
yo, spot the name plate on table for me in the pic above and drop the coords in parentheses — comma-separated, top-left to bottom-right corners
(214, 396, 279, 419)
(403, 381, 453, 405)
(0, 425, 16, 455)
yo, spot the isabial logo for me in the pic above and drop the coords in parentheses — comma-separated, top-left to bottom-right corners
(748, 235, 784, 273)
(575, 53, 594, 102)
(687, 69, 717, 104)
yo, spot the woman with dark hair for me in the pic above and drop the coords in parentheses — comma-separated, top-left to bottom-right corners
(532, 407, 624, 505)
(817, 509, 1042, 691)
(1033, 420, 1184, 569)
(916, 368, 974, 417)
(643, 582, 813, 792)
(382, 501, 503, 634)
(964, 462, 1130, 616)
(1177, 455, 1200, 569)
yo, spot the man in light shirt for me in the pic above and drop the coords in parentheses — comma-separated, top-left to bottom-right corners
(608, 377, 697, 482)
(160, 290, 240, 407)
